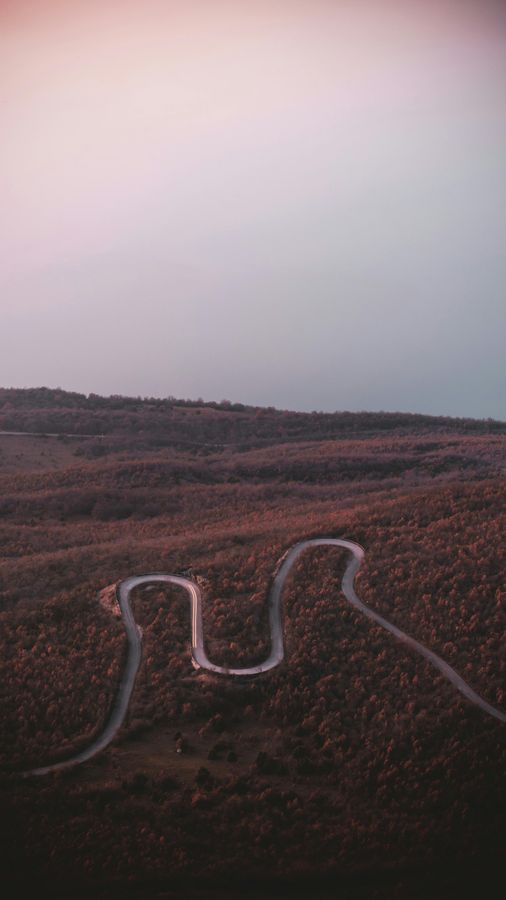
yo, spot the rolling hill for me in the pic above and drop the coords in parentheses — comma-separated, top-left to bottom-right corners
(1, 388, 505, 899)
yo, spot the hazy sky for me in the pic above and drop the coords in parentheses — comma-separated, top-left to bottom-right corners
(1, 0, 505, 417)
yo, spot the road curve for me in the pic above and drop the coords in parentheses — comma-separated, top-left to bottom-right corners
(24, 538, 505, 776)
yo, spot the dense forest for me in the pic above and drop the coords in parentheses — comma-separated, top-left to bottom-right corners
(0, 388, 504, 899)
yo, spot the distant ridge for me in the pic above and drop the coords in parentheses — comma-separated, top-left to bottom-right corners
(0, 387, 504, 448)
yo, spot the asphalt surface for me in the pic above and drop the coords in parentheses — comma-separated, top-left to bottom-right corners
(24, 538, 505, 776)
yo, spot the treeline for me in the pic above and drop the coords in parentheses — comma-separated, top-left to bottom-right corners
(1, 386, 504, 444)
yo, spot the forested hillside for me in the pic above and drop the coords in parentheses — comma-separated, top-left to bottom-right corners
(1, 386, 504, 447)
(1, 389, 504, 899)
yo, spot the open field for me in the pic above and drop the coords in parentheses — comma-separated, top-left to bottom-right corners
(0, 432, 86, 474)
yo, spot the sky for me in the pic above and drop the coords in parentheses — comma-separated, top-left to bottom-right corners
(1, 0, 505, 418)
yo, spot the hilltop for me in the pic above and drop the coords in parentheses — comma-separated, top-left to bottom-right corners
(1, 387, 504, 450)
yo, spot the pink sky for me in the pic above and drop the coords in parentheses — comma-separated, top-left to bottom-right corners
(1, 0, 505, 416)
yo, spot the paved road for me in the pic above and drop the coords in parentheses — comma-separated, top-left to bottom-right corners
(24, 538, 505, 776)
(0, 431, 102, 438)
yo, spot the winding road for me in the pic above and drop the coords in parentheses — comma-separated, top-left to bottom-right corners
(24, 538, 506, 777)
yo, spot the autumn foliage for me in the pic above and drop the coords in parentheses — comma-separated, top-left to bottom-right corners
(0, 388, 504, 898)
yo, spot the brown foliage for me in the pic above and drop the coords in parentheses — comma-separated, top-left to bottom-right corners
(0, 389, 505, 895)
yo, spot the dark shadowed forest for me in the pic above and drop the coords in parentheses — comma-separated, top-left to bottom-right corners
(0, 388, 504, 899)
